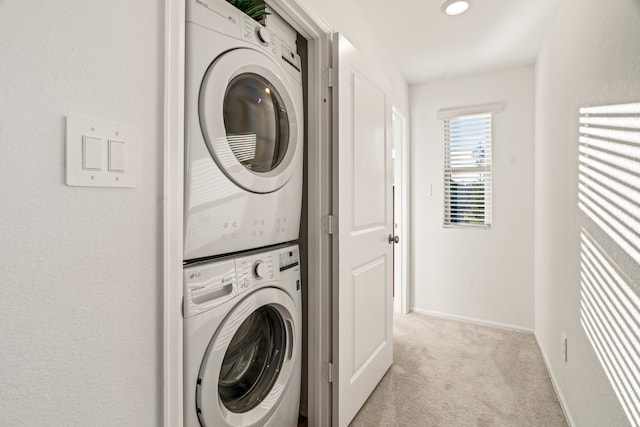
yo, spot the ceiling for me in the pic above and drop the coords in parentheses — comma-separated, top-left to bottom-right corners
(354, 0, 561, 84)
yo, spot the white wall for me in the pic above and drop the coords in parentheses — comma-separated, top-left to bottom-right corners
(534, 0, 640, 425)
(410, 65, 535, 330)
(0, 1, 163, 425)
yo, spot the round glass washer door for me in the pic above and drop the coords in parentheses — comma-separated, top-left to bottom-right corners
(199, 48, 302, 194)
(196, 287, 298, 426)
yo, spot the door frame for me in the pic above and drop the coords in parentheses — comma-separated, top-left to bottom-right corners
(163, 1, 333, 426)
(392, 107, 411, 314)
(163, 0, 185, 426)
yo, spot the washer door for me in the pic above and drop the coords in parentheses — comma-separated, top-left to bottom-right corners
(196, 287, 298, 426)
(199, 48, 302, 194)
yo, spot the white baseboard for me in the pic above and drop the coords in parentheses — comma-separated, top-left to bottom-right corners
(410, 308, 534, 334)
(534, 334, 576, 427)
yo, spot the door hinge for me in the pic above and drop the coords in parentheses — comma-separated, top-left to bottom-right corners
(322, 215, 337, 235)
(327, 67, 334, 88)
(326, 362, 334, 383)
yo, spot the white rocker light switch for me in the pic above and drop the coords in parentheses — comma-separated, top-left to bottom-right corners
(82, 136, 102, 171)
(66, 116, 138, 188)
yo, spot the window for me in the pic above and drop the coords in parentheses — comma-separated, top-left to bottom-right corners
(443, 112, 492, 228)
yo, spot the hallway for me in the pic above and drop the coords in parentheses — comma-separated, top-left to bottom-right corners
(350, 313, 567, 426)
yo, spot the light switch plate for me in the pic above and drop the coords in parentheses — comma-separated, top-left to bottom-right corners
(66, 116, 138, 188)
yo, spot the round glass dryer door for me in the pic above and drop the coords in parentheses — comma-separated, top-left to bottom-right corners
(196, 288, 298, 426)
(223, 73, 289, 175)
(199, 48, 302, 194)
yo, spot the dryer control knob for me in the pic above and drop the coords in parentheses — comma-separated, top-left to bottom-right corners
(253, 261, 270, 279)
(256, 26, 269, 46)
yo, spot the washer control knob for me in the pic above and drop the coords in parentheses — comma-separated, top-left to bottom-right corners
(256, 26, 269, 46)
(253, 261, 270, 279)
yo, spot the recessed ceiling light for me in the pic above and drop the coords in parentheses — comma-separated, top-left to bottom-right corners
(441, 0, 470, 16)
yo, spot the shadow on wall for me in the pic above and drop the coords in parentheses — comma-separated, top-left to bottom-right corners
(577, 102, 640, 427)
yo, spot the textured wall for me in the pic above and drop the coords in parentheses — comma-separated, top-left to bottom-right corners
(534, 0, 640, 426)
(410, 65, 535, 330)
(0, 1, 163, 425)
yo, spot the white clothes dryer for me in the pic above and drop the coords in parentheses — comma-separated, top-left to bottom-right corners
(183, 244, 302, 427)
(184, 0, 304, 261)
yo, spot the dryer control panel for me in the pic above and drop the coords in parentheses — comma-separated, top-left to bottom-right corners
(240, 16, 301, 72)
(187, 0, 302, 76)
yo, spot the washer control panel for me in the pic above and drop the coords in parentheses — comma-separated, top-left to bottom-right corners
(183, 259, 236, 318)
(253, 260, 271, 279)
(236, 253, 275, 293)
(183, 245, 301, 317)
(278, 247, 299, 272)
(235, 245, 300, 292)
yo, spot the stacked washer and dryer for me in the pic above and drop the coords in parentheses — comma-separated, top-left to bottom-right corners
(182, 0, 304, 426)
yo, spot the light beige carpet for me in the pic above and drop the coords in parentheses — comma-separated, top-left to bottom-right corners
(349, 313, 567, 427)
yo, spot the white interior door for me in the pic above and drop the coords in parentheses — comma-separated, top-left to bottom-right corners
(332, 33, 394, 427)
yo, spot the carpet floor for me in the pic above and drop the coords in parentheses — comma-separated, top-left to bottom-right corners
(349, 313, 567, 427)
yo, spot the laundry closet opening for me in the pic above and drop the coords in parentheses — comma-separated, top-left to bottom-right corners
(181, 1, 309, 426)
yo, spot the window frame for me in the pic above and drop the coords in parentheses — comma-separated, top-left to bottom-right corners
(438, 103, 502, 229)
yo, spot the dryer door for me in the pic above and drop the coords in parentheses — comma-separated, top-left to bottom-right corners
(199, 48, 302, 194)
(196, 287, 299, 426)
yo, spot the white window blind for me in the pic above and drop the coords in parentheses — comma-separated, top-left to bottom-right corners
(444, 113, 492, 227)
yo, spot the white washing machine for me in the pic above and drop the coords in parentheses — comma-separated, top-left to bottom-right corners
(184, 0, 304, 261)
(184, 244, 302, 427)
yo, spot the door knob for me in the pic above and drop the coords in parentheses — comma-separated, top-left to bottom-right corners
(388, 234, 399, 244)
